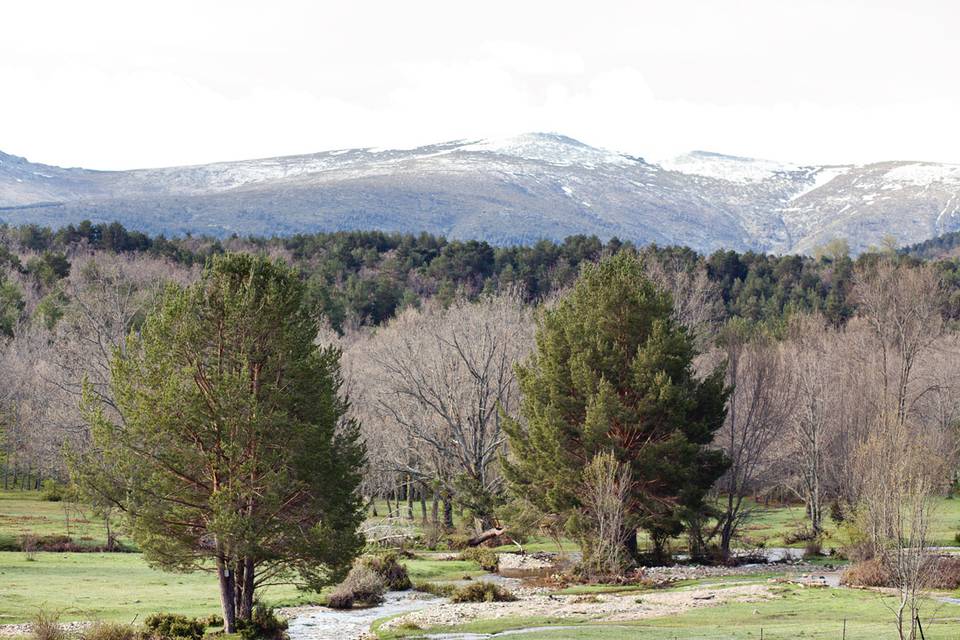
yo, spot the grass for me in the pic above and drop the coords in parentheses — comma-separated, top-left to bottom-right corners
(0, 552, 483, 624)
(376, 585, 960, 639)
(0, 491, 122, 550)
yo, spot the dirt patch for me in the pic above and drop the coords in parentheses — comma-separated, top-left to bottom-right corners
(378, 583, 774, 632)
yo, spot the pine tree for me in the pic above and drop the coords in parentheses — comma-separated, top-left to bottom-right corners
(503, 252, 728, 561)
(71, 254, 365, 630)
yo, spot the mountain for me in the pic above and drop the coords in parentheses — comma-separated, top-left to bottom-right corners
(2, 133, 960, 254)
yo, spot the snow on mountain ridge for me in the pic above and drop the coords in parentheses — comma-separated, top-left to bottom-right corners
(657, 150, 800, 183)
(460, 133, 639, 167)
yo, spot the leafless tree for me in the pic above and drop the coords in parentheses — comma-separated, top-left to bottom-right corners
(712, 324, 796, 555)
(364, 291, 534, 529)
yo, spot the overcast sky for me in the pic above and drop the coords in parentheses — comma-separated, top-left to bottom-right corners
(2, 0, 957, 169)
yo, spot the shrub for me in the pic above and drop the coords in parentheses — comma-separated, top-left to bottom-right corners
(143, 613, 205, 640)
(803, 538, 822, 558)
(236, 602, 288, 640)
(325, 588, 354, 610)
(81, 622, 139, 640)
(450, 582, 517, 603)
(783, 527, 818, 545)
(40, 479, 63, 502)
(459, 547, 499, 572)
(829, 500, 845, 525)
(327, 563, 386, 609)
(926, 556, 960, 590)
(412, 581, 456, 598)
(30, 610, 64, 640)
(200, 614, 223, 628)
(840, 558, 890, 587)
(359, 552, 412, 590)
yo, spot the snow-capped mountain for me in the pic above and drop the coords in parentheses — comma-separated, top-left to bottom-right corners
(2, 133, 960, 254)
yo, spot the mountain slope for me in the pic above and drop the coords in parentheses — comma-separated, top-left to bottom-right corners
(2, 134, 959, 254)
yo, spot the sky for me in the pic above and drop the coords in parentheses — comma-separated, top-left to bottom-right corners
(2, 0, 958, 170)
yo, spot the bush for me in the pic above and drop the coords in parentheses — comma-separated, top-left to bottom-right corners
(143, 613, 205, 640)
(327, 563, 386, 609)
(926, 556, 960, 590)
(840, 558, 890, 587)
(358, 552, 412, 590)
(30, 610, 64, 640)
(236, 602, 288, 640)
(803, 538, 822, 558)
(325, 588, 354, 610)
(40, 479, 64, 502)
(81, 622, 138, 640)
(783, 527, 818, 545)
(200, 615, 223, 628)
(412, 581, 456, 598)
(829, 500, 845, 525)
(450, 582, 517, 603)
(459, 547, 499, 572)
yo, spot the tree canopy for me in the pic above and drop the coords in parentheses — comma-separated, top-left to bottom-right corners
(503, 252, 729, 559)
(71, 253, 365, 630)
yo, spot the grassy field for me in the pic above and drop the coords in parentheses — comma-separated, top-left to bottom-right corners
(0, 551, 485, 625)
(0, 491, 120, 551)
(2, 489, 960, 628)
(375, 583, 960, 639)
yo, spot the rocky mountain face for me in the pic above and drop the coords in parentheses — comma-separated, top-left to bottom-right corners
(2, 133, 959, 254)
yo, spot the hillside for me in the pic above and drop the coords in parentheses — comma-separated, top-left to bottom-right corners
(2, 134, 960, 254)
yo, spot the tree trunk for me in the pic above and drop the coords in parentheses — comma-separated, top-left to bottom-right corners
(406, 476, 414, 520)
(624, 528, 638, 560)
(431, 493, 439, 524)
(216, 553, 237, 633)
(234, 556, 255, 621)
(443, 497, 454, 529)
(419, 488, 428, 523)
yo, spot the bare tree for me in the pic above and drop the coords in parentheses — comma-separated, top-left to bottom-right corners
(712, 323, 796, 556)
(364, 291, 534, 529)
(579, 451, 634, 577)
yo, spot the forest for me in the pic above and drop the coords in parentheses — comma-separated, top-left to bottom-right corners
(2, 220, 960, 639)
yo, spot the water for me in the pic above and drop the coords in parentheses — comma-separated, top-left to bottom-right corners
(286, 591, 440, 640)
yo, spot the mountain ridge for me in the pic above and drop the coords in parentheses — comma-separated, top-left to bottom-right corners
(3, 133, 959, 254)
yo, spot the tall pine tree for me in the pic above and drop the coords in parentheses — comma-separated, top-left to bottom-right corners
(503, 252, 728, 560)
(72, 254, 365, 630)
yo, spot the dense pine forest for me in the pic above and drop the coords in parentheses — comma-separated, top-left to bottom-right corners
(5, 220, 960, 341)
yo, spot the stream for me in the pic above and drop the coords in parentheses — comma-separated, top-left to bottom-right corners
(283, 549, 831, 640)
(285, 591, 441, 640)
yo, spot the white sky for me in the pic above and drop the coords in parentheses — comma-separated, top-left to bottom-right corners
(2, 0, 958, 170)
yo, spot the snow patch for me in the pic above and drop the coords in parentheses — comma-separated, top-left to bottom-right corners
(884, 163, 960, 186)
(789, 166, 849, 201)
(658, 151, 797, 183)
(461, 133, 636, 167)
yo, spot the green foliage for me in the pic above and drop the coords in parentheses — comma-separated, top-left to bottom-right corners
(40, 479, 63, 502)
(235, 603, 288, 640)
(411, 581, 457, 597)
(80, 622, 139, 640)
(458, 546, 499, 572)
(358, 552, 412, 590)
(70, 253, 366, 620)
(449, 581, 517, 603)
(143, 613, 205, 640)
(503, 252, 729, 559)
(0, 272, 24, 337)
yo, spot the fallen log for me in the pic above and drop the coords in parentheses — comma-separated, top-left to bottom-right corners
(467, 527, 507, 547)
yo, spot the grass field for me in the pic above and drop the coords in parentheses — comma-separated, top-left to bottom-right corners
(2, 489, 960, 629)
(374, 583, 960, 639)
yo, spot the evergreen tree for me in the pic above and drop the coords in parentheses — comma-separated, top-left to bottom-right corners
(503, 252, 728, 560)
(71, 253, 365, 631)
